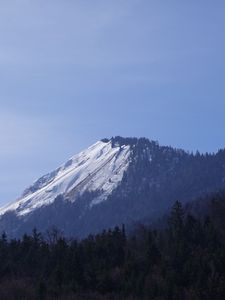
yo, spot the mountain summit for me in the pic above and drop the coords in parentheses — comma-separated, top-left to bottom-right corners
(1, 136, 225, 238)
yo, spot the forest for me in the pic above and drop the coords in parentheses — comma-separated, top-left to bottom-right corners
(0, 198, 225, 300)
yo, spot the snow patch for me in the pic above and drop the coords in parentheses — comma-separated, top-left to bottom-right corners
(0, 141, 131, 216)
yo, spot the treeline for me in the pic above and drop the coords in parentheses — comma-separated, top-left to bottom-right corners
(0, 201, 225, 299)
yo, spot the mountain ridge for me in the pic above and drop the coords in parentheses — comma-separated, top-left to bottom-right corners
(1, 136, 225, 238)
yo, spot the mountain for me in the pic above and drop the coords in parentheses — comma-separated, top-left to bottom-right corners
(1, 136, 225, 238)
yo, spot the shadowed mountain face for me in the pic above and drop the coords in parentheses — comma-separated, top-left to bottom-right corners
(1, 136, 225, 238)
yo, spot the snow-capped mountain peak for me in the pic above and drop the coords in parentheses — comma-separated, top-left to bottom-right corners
(1, 136, 225, 239)
(0, 140, 131, 216)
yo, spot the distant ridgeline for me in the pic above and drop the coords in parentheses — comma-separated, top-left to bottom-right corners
(1, 136, 225, 238)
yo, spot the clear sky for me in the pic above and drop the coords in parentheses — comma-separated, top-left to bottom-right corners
(0, 0, 225, 205)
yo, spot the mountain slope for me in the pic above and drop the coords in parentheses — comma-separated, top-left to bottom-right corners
(0, 140, 130, 216)
(1, 136, 225, 238)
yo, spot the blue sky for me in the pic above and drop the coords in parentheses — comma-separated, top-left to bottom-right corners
(0, 0, 225, 204)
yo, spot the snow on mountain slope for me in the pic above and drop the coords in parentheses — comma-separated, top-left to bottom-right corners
(0, 141, 131, 216)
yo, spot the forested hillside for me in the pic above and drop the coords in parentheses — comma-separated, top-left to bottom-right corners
(1, 193, 225, 299)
